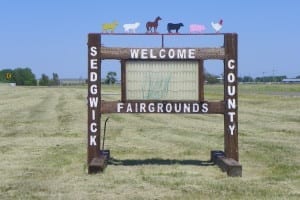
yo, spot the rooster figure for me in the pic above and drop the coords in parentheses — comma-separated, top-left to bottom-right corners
(211, 19, 223, 33)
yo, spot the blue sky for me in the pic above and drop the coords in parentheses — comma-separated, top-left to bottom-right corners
(1, 0, 299, 79)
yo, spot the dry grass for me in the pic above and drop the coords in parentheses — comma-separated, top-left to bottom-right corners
(0, 83, 299, 199)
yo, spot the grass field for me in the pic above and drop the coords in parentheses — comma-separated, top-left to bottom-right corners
(0, 84, 299, 199)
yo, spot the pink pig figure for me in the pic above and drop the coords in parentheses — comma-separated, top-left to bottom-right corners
(189, 24, 206, 33)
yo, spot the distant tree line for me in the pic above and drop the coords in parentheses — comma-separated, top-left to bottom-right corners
(0, 68, 36, 85)
(103, 71, 224, 84)
(1, 67, 299, 86)
(238, 75, 288, 83)
(0, 68, 60, 86)
(39, 73, 60, 86)
(205, 72, 220, 84)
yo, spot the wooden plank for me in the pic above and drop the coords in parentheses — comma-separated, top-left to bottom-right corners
(87, 34, 102, 173)
(211, 150, 242, 177)
(89, 157, 107, 173)
(223, 33, 239, 161)
(100, 47, 225, 60)
(198, 60, 204, 101)
(121, 60, 126, 102)
(101, 101, 224, 114)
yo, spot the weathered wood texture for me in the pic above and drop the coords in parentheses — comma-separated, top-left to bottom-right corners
(224, 33, 239, 161)
(198, 60, 204, 101)
(101, 101, 224, 114)
(89, 157, 107, 173)
(87, 33, 102, 173)
(211, 151, 242, 177)
(100, 47, 225, 60)
(87, 33, 241, 176)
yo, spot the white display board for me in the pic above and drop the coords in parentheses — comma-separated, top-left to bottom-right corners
(126, 61, 199, 100)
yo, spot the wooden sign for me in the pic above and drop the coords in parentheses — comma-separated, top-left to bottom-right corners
(87, 33, 241, 176)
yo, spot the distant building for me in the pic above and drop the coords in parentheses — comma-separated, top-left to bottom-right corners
(281, 78, 300, 84)
(60, 78, 86, 85)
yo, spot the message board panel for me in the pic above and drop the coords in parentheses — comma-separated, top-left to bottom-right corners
(126, 60, 199, 100)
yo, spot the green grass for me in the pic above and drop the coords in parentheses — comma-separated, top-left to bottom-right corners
(0, 84, 299, 199)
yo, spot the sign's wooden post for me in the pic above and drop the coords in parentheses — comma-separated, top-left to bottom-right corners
(210, 33, 242, 177)
(224, 33, 238, 161)
(87, 34, 103, 173)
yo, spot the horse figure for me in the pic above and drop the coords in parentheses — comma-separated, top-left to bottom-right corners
(146, 16, 162, 33)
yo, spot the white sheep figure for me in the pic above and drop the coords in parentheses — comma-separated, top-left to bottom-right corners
(123, 22, 140, 33)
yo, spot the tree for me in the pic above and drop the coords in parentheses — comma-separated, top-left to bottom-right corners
(12, 68, 36, 86)
(255, 75, 286, 83)
(205, 72, 219, 84)
(50, 73, 60, 86)
(0, 68, 37, 85)
(241, 76, 254, 82)
(39, 74, 49, 86)
(105, 71, 117, 84)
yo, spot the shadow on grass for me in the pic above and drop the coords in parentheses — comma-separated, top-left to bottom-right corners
(108, 157, 214, 166)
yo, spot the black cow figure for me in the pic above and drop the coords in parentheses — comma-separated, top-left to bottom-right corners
(167, 23, 184, 33)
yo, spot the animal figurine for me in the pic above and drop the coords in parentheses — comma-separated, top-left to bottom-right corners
(211, 19, 223, 33)
(123, 22, 140, 33)
(189, 24, 206, 33)
(146, 16, 162, 33)
(167, 23, 184, 33)
(102, 21, 118, 33)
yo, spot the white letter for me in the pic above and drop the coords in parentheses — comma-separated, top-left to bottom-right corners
(92, 110, 96, 120)
(228, 98, 236, 109)
(192, 103, 199, 113)
(135, 103, 138, 112)
(177, 49, 186, 59)
(228, 73, 235, 83)
(130, 49, 140, 59)
(229, 124, 235, 135)
(90, 59, 98, 69)
(148, 103, 155, 112)
(188, 49, 196, 59)
(183, 103, 191, 113)
(90, 72, 98, 82)
(228, 112, 236, 122)
(126, 103, 133, 112)
(117, 103, 124, 112)
(141, 49, 148, 59)
(90, 84, 98, 95)
(168, 49, 175, 59)
(166, 103, 172, 113)
(201, 103, 208, 113)
(157, 103, 164, 112)
(159, 49, 166, 58)
(90, 47, 97, 56)
(90, 122, 97, 133)
(89, 97, 98, 108)
(150, 49, 157, 59)
(174, 103, 181, 113)
(227, 86, 236, 96)
(228, 59, 235, 69)
(140, 103, 146, 112)
(90, 135, 96, 146)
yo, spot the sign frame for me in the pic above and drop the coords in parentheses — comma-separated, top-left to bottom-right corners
(87, 33, 241, 176)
